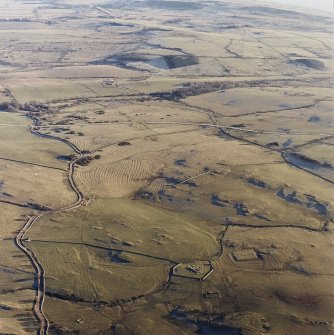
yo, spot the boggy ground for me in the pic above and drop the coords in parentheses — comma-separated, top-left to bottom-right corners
(0, 0, 333, 334)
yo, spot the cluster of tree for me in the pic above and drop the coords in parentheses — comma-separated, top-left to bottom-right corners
(57, 154, 77, 161)
(0, 101, 20, 112)
(76, 155, 101, 166)
(0, 18, 33, 22)
(27, 202, 52, 211)
(46, 289, 85, 303)
(0, 101, 57, 113)
(134, 189, 154, 200)
(118, 141, 131, 146)
(149, 82, 235, 101)
(23, 101, 57, 113)
(68, 114, 89, 120)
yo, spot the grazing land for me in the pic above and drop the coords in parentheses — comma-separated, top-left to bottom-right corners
(0, 0, 333, 335)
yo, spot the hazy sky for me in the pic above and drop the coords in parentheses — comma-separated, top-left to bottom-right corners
(262, 0, 333, 12)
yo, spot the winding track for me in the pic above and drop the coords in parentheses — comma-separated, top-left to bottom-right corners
(14, 117, 84, 335)
(14, 214, 48, 334)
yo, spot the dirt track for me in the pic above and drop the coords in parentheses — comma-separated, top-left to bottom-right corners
(14, 117, 85, 335)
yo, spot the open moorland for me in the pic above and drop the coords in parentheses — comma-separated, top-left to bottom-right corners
(0, 0, 333, 334)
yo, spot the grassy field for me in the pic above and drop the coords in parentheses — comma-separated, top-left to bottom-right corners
(0, 113, 72, 168)
(29, 198, 220, 262)
(0, 160, 75, 208)
(0, 0, 333, 333)
(30, 242, 170, 302)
